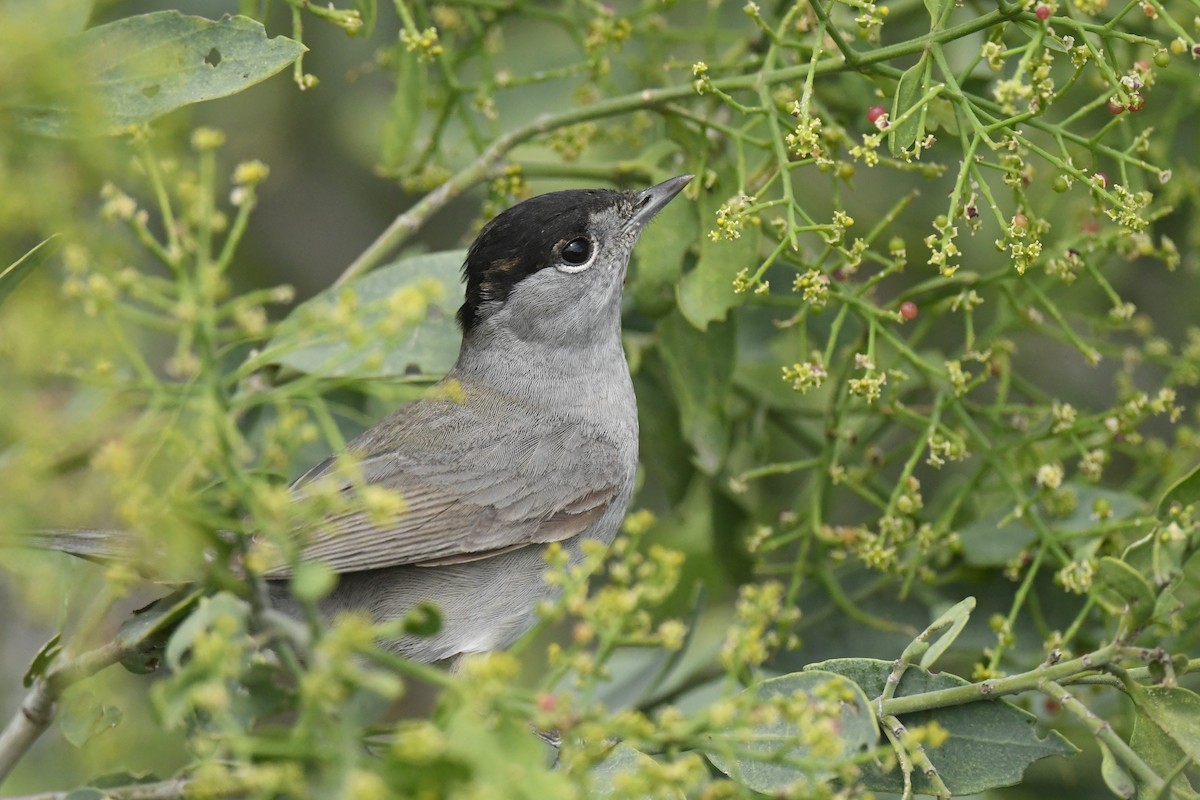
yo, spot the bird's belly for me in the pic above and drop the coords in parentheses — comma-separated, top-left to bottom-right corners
(298, 544, 560, 663)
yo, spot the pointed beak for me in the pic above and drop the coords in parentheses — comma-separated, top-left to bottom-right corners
(625, 174, 694, 234)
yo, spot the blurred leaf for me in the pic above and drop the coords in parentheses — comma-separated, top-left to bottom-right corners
(1158, 462, 1200, 516)
(590, 743, 683, 799)
(63, 791, 106, 800)
(380, 51, 427, 174)
(960, 484, 1143, 567)
(116, 588, 203, 674)
(0, 234, 59, 307)
(60, 689, 123, 747)
(677, 174, 759, 330)
(352, 0, 377, 36)
(164, 591, 248, 670)
(20, 12, 305, 136)
(1092, 556, 1156, 628)
(267, 249, 465, 379)
(22, 633, 63, 687)
(811, 658, 1077, 794)
(657, 311, 734, 473)
(629, 179, 698, 318)
(890, 54, 929, 155)
(703, 670, 877, 793)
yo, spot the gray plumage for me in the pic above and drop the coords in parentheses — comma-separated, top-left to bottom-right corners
(28, 175, 693, 664)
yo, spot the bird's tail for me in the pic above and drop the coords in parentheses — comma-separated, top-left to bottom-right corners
(10, 528, 139, 565)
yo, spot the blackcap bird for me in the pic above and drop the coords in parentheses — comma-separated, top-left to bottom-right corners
(33, 175, 694, 664)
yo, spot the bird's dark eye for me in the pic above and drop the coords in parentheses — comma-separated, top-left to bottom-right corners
(561, 237, 593, 266)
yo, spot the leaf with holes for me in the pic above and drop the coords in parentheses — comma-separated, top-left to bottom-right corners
(20, 11, 305, 136)
(809, 658, 1077, 795)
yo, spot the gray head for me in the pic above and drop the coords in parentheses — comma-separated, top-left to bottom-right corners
(457, 175, 692, 348)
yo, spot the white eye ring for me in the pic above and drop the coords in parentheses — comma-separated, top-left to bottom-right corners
(555, 237, 595, 274)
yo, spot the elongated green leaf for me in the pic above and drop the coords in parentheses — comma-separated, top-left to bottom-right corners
(1, 235, 60, 307)
(890, 55, 930, 156)
(703, 670, 877, 793)
(267, 250, 465, 379)
(21, 12, 305, 136)
(22, 633, 63, 687)
(1098, 741, 1137, 800)
(918, 596, 975, 670)
(810, 658, 1077, 795)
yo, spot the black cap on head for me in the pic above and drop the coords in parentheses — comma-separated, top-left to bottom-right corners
(457, 189, 622, 332)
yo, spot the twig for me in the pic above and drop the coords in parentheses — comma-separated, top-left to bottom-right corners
(0, 640, 130, 782)
(2, 778, 199, 800)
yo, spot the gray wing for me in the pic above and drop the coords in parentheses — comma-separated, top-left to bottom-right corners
(262, 388, 626, 578)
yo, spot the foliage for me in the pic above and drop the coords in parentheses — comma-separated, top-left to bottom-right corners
(2, 0, 1200, 798)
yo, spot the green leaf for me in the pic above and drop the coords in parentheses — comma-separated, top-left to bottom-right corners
(21, 12, 305, 136)
(63, 791, 107, 800)
(810, 658, 1077, 795)
(380, 51, 427, 175)
(1, 235, 60, 307)
(267, 249, 465, 379)
(656, 310, 735, 473)
(1158, 462, 1200, 516)
(115, 588, 202, 674)
(1129, 684, 1200, 795)
(676, 172, 759, 330)
(890, 55, 930, 156)
(1092, 556, 1156, 628)
(352, 0, 377, 36)
(629, 175, 698, 318)
(164, 592, 248, 670)
(22, 633, 63, 687)
(703, 670, 877, 793)
(1098, 740, 1137, 800)
(918, 596, 975, 670)
(591, 743, 684, 799)
(60, 689, 123, 747)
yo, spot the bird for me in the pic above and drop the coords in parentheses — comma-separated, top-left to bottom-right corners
(31, 174, 694, 664)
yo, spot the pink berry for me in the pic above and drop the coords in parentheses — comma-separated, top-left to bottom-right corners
(867, 105, 887, 125)
(1106, 98, 1125, 115)
(900, 301, 918, 321)
(1035, 4, 1051, 20)
(1013, 213, 1029, 229)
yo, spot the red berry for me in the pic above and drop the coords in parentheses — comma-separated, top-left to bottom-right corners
(1106, 98, 1125, 115)
(900, 301, 918, 321)
(867, 105, 888, 125)
(1035, 4, 1051, 19)
(1128, 94, 1146, 112)
(1092, 172, 1109, 189)
(535, 692, 558, 713)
